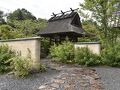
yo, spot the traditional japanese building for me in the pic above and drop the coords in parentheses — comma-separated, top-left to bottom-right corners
(38, 9, 90, 43)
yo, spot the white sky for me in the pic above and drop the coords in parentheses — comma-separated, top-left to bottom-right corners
(0, 0, 84, 19)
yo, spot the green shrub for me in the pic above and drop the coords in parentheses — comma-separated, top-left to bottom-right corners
(0, 44, 46, 77)
(101, 43, 120, 67)
(10, 55, 32, 77)
(10, 51, 46, 77)
(39, 64, 46, 72)
(50, 41, 74, 63)
(0, 45, 15, 73)
(74, 47, 101, 66)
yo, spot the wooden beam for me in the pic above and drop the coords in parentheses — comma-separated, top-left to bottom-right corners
(51, 8, 79, 16)
(61, 10, 65, 15)
(52, 13, 56, 17)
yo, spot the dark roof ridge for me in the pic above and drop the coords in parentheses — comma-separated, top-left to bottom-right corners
(49, 11, 78, 22)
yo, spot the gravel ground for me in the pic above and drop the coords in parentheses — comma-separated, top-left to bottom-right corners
(0, 59, 102, 90)
(94, 67, 120, 90)
(0, 68, 60, 90)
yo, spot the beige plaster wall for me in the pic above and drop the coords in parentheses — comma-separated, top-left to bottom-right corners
(74, 42, 101, 54)
(0, 37, 41, 70)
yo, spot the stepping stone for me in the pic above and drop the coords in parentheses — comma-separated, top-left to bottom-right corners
(50, 83, 59, 88)
(39, 85, 47, 89)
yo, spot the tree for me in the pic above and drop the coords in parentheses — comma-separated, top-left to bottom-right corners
(82, 19, 98, 34)
(0, 25, 24, 40)
(7, 8, 36, 21)
(0, 10, 5, 24)
(7, 19, 47, 37)
(80, 0, 119, 44)
(0, 8, 47, 39)
(77, 20, 99, 42)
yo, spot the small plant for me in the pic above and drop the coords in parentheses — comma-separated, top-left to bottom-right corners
(50, 41, 74, 63)
(10, 50, 46, 77)
(0, 44, 46, 77)
(0, 44, 15, 73)
(39, 64, 46, 72)
(74, 47, 101, 66)
(10, 55, 32, 77)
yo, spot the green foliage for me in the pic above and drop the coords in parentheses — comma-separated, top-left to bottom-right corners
(50, 42, 101, 66)
(0, 25, 24, 40)
(10, 55, 32, 77)
(79, 20, 100, 42)
(7, 8, 36, 21)
(74, 47, 101, 66)
(10, 49, 46, 77)
(41, 38, 50, 58)
(7, 19, 47, 37)
(78, 37, 99, 42)
(0, 44, 46, 77)
(82, 20, 98, 34)
(0, 19, 47, 40)
(39, 64, 46, 72)
(80, 0, 120, 44)
(50, 41, 74, 63)
(0, 45, 15, 73)
(0, 25, 14, 39)
(0, 10, 5, 25)
(79, 0, 120, 67)
(10, 55, 47, 77)
(101, 43, 120, 67)
(0, 9, 47, 39)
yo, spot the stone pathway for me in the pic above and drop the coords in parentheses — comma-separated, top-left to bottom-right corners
(39, 59, 103, 90)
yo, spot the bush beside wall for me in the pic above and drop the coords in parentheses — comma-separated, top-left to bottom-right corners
(0, 45, 15, 73)
(10, 55, 32, 77)
(50, 41, 101, 66)
(50, 41, 74, 63)
(0, 44, 46, 77)
(101, 43, 120, 67)
(50, 41, 120, 67)
(74, 47, 101, 66)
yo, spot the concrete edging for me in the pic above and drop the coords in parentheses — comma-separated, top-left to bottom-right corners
(0, 37, 41, 42)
